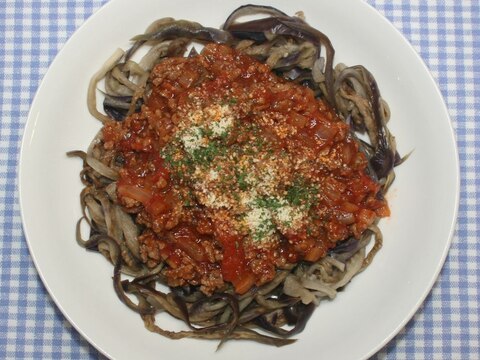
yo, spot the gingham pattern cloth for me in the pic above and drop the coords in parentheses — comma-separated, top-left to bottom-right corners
(0, 1, 477, 359)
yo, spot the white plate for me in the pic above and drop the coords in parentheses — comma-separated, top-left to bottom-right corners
(19, 0, 459, 359)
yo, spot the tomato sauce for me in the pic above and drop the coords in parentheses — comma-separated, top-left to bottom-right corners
(102, 44, 389, 295)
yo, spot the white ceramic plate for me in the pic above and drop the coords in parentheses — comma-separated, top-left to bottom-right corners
(19, 0, 459, 359)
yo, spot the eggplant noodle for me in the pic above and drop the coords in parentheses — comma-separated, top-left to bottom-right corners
(68, 5, 406, 348)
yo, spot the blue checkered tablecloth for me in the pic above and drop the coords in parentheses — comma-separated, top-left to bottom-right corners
(0, 1, 477, 358)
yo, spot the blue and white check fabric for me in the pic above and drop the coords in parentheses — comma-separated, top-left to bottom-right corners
(0, 1, 477, 358)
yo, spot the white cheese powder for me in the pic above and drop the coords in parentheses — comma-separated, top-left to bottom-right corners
(210, 116, 234, 137)
(180, 126, 206, 154)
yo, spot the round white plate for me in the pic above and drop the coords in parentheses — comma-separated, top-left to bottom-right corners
(19, 0, 459, 359)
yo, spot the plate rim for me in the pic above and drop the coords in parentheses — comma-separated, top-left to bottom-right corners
(360, 1, 460, 357)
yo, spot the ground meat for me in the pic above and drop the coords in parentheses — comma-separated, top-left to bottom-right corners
(103, 43, 389, 295)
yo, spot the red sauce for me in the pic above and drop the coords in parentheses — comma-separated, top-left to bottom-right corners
(103, 44, 389, 295)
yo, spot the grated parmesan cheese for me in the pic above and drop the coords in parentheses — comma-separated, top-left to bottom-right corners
(210, 116, 234, 137)
(244, 206, 275, 242)
(208, 169, 219, 180)
(169, 98, 312, 244)
(274, 204, 305, 230)
(180, 126, 207, 154)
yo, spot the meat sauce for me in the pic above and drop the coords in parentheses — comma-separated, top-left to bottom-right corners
(102, 44, 389, 295)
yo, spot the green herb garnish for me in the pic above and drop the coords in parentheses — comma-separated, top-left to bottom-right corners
(286, 178, 318, 207)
